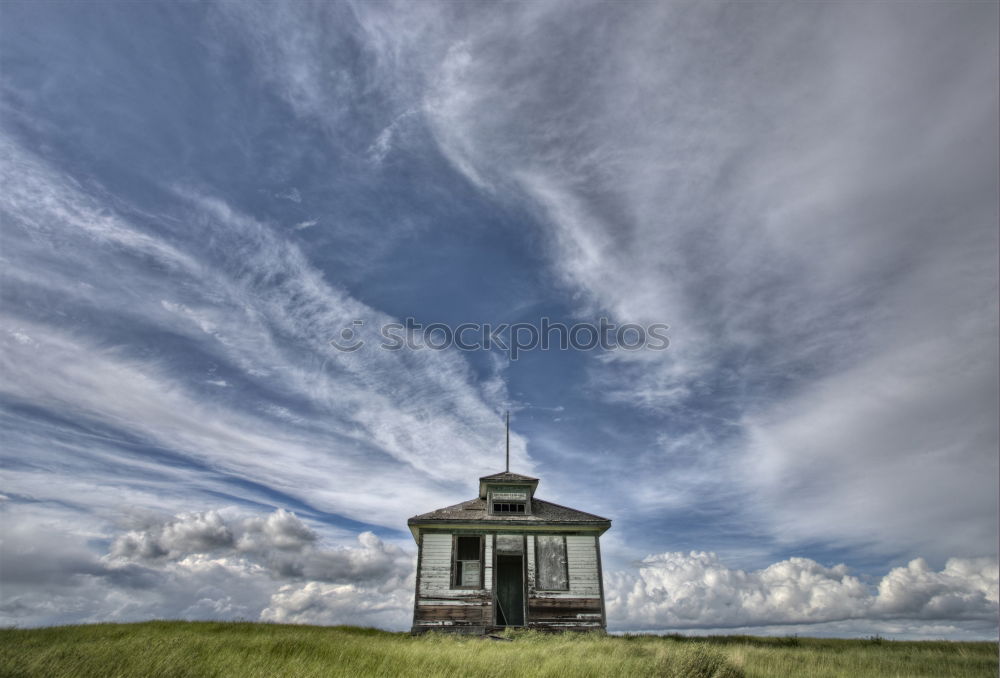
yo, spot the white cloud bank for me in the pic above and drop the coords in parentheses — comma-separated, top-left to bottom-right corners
(2, 506, 995, 638)
(1, 507, 415, 630)
(608, 551, 998, 632)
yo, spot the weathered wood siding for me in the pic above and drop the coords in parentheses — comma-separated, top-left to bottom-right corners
(413, 531, 606, 633)
(413, 532, 492, 632)
(565, 535, 602, 599)
(527, 596, 603, 630)
(526, 534, 604, 630)
(483, 534, 493, 591)
(528, 535, 601, 598)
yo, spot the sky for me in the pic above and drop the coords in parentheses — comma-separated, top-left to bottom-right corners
(0, 1, 997, 640)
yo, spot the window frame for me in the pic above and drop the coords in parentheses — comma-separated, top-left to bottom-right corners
(534, 534, 570, 592)
(491, 501, 526, 514)
(452, 534, 484, 589)
(487, 486, 532, 516)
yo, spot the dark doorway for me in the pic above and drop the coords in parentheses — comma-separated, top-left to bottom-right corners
(495, 555, 524, 626)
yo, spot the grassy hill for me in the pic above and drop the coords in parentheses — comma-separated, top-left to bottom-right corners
(0, 621, 996, 678)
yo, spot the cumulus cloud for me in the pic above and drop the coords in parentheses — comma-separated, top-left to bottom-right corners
(872, 558, 999, 620)
(6, 507, 994, 637)
(261, 581, 413, 628)
(106, 509, 413, 588)
(607, 551, 999, 631)
(1, 507, 414, 629)
(108, 509, 311, 561)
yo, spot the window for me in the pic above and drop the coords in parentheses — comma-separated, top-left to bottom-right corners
(453, 535, 482, 588)
(489, 488, 530, 516)
(491, 502, 526, 514)
(535, 535, 568, 591)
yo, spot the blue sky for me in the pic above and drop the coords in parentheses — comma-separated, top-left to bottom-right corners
(1, 1, 997, 638)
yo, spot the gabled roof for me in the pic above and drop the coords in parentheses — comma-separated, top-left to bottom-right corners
(408, 496, 611, 536)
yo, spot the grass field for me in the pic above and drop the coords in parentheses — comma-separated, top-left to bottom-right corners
(1, 622, 996, 678)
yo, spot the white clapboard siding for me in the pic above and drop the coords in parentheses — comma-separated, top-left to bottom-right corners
(567, 535, 601, 597)
(526, 534, 536, 582)
(533, 535, 602, 599)
(484, 536, 493, 591)
(419, 533, 456, 596)
(419, 533, 492, 597)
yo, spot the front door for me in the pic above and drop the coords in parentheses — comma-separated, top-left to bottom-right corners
(495, 555, 524, 626)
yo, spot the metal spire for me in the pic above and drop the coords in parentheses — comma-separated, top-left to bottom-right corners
(505, 410, 510, 473)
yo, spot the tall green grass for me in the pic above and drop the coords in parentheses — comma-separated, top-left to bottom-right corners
(0, 622, 996, 678)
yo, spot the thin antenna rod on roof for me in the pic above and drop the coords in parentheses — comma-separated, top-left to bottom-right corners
(505, 410, 510, 472)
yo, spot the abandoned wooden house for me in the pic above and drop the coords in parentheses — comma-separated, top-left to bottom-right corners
(407, 467, 612, 633)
